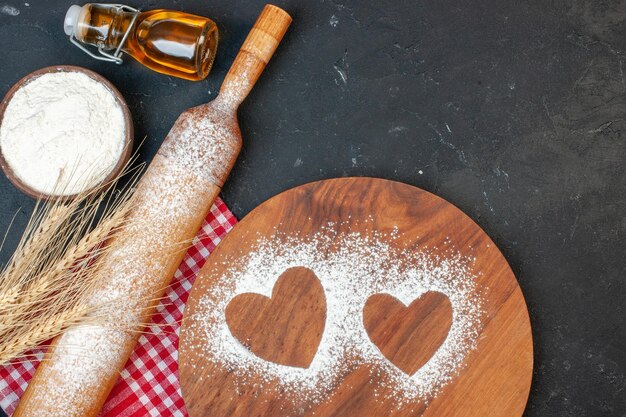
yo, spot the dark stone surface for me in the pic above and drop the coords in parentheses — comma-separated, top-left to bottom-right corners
(0, 0, 625, 415)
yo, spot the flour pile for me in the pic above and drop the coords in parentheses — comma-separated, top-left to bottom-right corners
(0, 70, 125, 196)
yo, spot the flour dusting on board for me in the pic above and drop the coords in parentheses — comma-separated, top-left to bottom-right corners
(188, 226, 485, 406)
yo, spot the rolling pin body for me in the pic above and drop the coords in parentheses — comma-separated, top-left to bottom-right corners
(13, 5, 291, 416)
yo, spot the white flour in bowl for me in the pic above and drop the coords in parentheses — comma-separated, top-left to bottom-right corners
(0, 71, 125, 196)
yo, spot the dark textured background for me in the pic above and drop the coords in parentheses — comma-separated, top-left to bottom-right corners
(1, 0, 625, 415)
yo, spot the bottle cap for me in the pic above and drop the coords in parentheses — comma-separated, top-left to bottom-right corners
(64, 5, 83, 36)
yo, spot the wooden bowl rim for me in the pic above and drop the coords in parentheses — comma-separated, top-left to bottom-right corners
(0, 65, 134, 201)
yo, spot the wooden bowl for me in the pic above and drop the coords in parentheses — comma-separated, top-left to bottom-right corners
(0, 65, 134, 200)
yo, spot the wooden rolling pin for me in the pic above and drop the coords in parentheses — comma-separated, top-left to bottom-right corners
(13, 5, 291, 416)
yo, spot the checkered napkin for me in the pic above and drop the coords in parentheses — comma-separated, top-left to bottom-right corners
(0, 197, 237, 416)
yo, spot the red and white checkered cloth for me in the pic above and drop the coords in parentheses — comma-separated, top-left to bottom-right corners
(0, 197, 237, 416)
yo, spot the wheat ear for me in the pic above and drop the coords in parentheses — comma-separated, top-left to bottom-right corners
(0, 305, 90, 364)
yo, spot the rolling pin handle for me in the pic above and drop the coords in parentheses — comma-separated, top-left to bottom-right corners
(218, 4, 292, 108)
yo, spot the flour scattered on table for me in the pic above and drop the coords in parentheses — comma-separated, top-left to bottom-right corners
(188, 227, 484, 406)
(0, 4, 20, 16)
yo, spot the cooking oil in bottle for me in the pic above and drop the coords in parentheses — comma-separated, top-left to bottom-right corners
(64, 3, 219, 81)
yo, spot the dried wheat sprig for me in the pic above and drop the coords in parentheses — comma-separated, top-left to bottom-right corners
(6, 203, 77, 280)
(17, 209, 134, 307)
(0, 287, 19, 308)
(0, 305, 91, 364)
(0, 154, 145, 364)
(16, 205, 74, 257)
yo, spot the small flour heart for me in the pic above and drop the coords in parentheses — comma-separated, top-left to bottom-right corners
(225, 267, 326, 368)
(363, 291, 453, 375)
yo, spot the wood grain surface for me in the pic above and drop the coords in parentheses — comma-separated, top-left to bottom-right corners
(225, 267, 326, 369)
(363, 291, 453, 376)
(179, 177, 533, 417)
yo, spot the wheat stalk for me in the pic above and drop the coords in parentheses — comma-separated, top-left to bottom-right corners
(4, 204, 75, 284)
(17, 210, 132, 307)
(0, 287, 18, 307)
(0, 159, 144, 364)
(0, 305, 90, 364)
(15, 204, 73, 259)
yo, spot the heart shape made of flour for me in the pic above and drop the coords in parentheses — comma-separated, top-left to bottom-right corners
(363, 291, 453, 375)
(225, 267, 327, 368)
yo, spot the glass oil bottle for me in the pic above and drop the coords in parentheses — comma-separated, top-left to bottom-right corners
(64, 3, 219, 81)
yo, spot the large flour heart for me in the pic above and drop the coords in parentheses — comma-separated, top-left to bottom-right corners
(225, 267, 326, 368)
(363, 291, 453, 375)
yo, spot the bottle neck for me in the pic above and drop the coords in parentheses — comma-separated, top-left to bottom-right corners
(75, 4, 136, 51)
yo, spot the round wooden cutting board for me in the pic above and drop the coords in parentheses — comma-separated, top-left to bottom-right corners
(179, 178, 533, 417)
